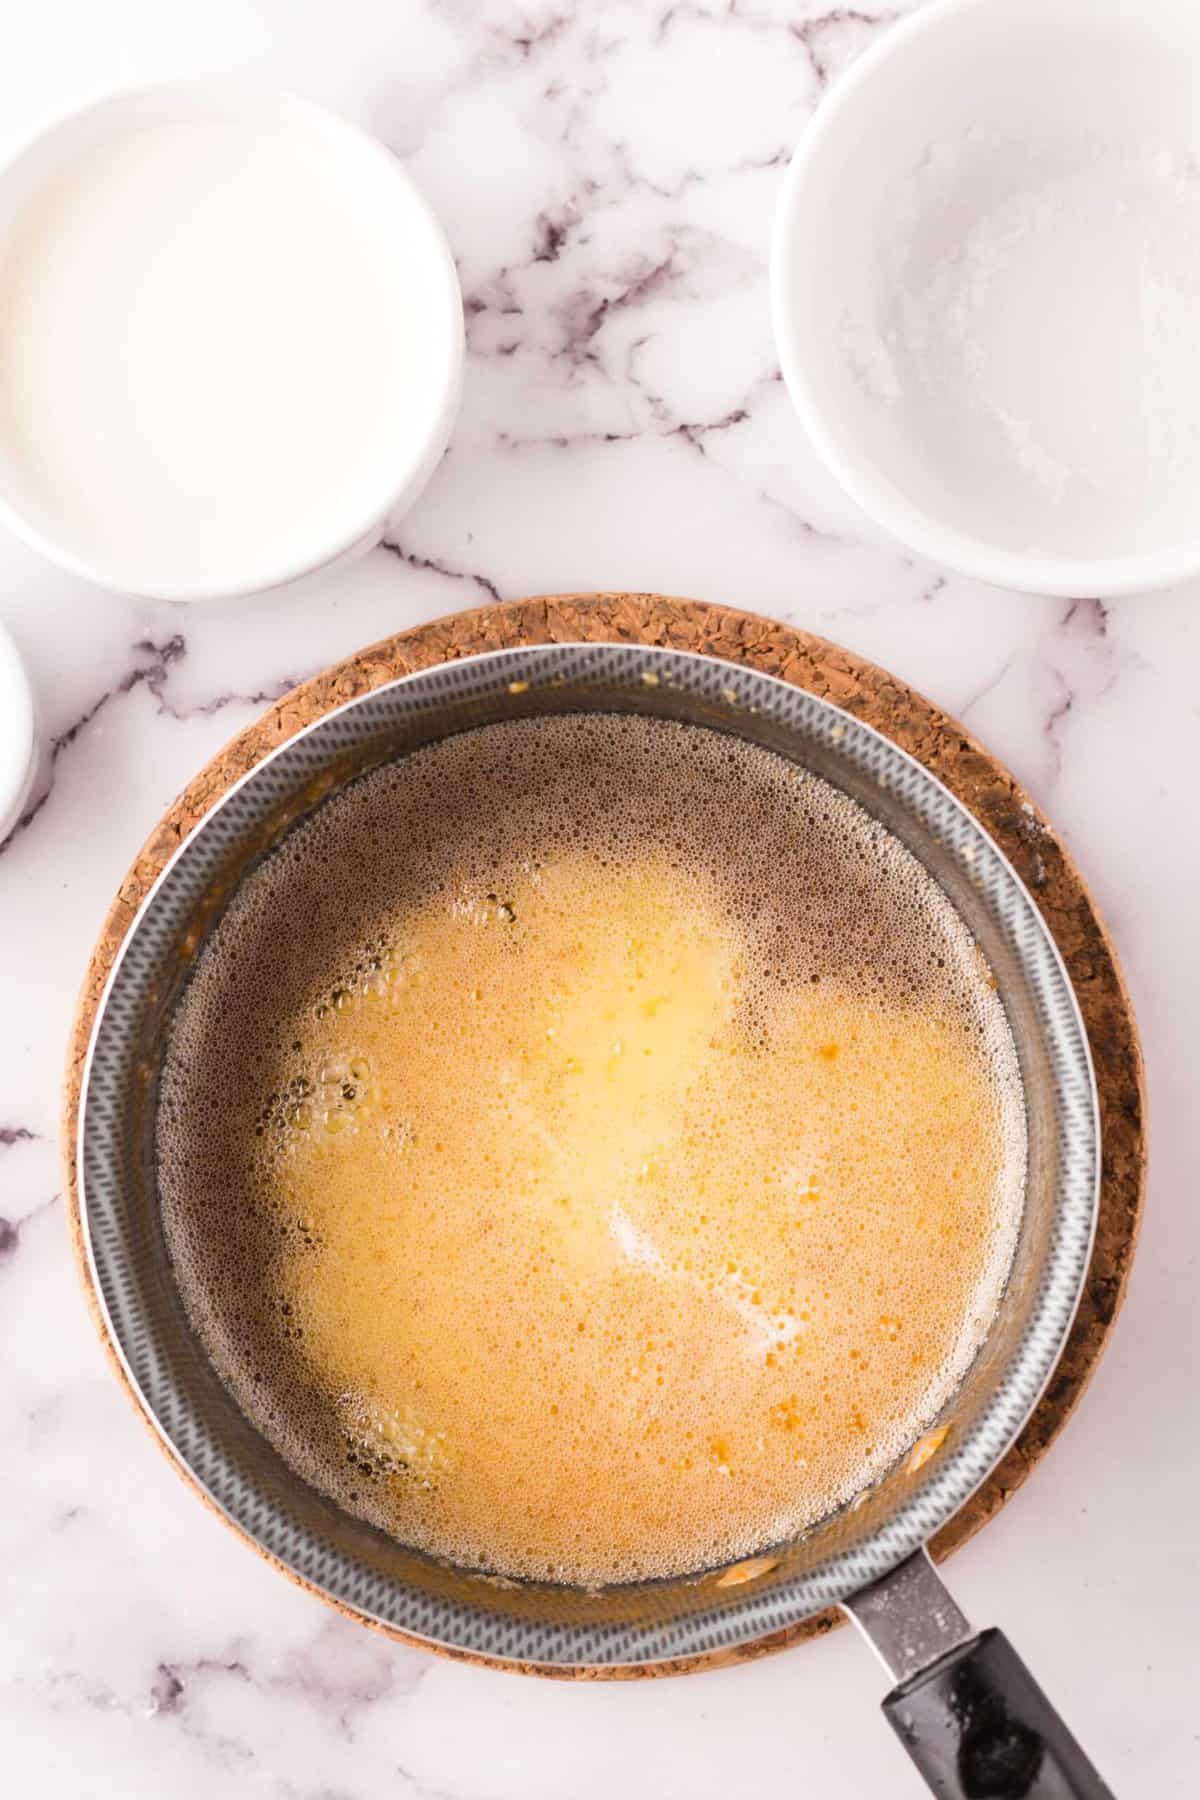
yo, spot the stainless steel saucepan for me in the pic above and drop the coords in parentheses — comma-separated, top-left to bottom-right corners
(76, 641, 1112, 1798)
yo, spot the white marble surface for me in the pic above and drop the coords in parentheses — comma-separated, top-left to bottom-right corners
(0, 2, 1195, 1794)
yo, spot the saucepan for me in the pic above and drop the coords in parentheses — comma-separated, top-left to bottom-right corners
(74, 638, 1111, 1798)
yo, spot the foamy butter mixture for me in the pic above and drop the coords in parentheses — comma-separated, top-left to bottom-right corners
(159, 717, 1025, 1585)
(0, 115, 434, 592)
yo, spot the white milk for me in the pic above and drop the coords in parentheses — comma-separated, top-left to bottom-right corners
(0, 112, 454, 597)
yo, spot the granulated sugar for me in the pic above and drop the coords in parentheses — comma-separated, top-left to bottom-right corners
(845, 129, 1200, 558)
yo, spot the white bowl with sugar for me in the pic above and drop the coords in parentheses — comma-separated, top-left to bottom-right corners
(0, 84, 463, 602)
(772, 0, 1200, 596)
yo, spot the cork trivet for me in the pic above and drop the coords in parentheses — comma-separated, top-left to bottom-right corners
(62, 594, 1145, 1679)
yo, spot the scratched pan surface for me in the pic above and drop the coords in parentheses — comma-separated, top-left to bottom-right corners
(72, 630, 1102, 1670)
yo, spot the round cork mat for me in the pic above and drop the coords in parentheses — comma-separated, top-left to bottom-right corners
(62, 594, 1145, 1680)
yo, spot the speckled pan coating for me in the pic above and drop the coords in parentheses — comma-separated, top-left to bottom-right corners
(62, 594, 1145, 1678)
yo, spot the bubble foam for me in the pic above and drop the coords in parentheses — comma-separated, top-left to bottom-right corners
(158, 715, 1026, 1585)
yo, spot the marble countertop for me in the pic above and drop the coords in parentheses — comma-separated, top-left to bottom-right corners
(0, 2, 1194, 1794)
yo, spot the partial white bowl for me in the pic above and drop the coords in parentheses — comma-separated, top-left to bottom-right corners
(0, 83, 464, 603)
(0, 616, 36, 847)
(771, 0, 1200, 597)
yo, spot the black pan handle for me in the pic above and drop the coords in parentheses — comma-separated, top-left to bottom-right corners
(843, 1551, 1115, 1799)
(881, 1625, 1114, 1797)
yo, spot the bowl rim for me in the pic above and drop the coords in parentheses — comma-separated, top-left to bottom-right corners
(73, 639, 1102, 1668)
(0, 78, 465, 604)
(0, 614, 36, 845)
(769, 0, 1200, 599)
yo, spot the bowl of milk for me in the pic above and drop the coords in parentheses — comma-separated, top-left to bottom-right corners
(0, 83, 464, 601)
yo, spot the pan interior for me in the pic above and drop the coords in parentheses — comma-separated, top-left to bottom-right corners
(154, 710, 1026, 1590)
(77, 643, 1098, 1665)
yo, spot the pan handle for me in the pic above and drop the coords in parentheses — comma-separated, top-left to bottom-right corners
(842, 1549, 1115, 1798)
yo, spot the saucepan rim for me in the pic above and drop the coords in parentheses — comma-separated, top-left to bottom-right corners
(74, 640, 1100, 1669)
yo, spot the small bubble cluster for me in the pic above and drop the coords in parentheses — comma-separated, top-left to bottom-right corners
(157, 715, 1026, 1585)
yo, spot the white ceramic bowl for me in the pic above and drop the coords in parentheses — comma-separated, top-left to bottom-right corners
(771, 0, 1200, 596)
(0, 615, 35, 846)
(0, 83, 464, 603)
